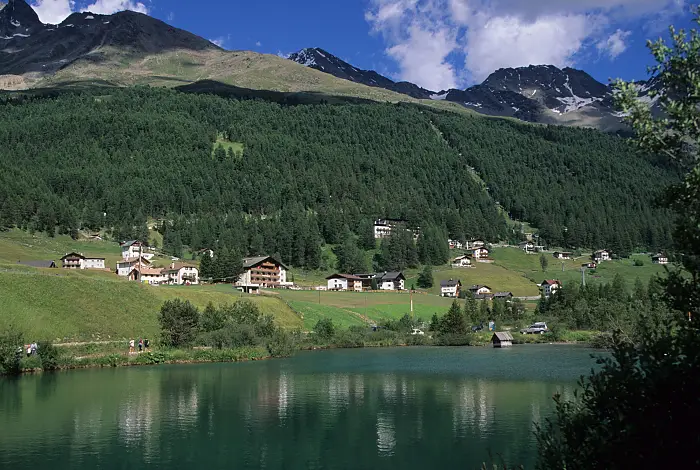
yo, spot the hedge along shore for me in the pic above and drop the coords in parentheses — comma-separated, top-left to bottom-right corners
(12, 346, 271, 375)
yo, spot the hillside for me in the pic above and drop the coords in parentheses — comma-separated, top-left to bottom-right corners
(0, 87, 675, 263)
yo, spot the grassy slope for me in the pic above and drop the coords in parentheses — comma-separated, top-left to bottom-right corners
(40, 48, 475, 116)
(0, 266, 301, 341)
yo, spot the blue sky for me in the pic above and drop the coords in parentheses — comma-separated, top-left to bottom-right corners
(30, 0, 695, 91)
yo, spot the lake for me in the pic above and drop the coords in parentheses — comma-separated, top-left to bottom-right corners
(0, 345, 600, 469)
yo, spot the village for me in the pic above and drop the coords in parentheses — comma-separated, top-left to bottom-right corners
(14, 218, 670, 304)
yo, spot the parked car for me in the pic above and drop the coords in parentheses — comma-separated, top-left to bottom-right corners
(521, 322, 549, 334)
(471, 323, 484, 332)
(411, 329, 425, 336)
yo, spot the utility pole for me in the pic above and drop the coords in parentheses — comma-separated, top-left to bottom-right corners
(410, 289, 414, 321)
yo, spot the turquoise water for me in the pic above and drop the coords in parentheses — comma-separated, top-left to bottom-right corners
(0, 345, 600, 469)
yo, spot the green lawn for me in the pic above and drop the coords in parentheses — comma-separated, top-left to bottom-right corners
(287, 301, 368, 331)
(212, 136, 244, 157)
(0, 269, 301, 341)
(426, 263, 541, 297)
(490, 247, 669, 288)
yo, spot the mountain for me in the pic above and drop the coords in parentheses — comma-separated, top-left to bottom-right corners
(289, 49, 663, 131)
(0, 0, 217, 77)
(288, 47, 434, 99)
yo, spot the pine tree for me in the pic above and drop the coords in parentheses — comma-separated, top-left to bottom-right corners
(440, 300, 467, 335)
(417, 265, 433, 289)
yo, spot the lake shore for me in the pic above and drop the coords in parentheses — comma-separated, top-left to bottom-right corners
(7, 330, 601, 376)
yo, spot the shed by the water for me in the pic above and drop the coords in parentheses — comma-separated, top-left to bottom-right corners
(492, 332, 513, 348)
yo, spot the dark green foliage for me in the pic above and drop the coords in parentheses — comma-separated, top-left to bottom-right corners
(158, 299, 200, 347)
(633, 258, 645, 267)
(539, 253, 549, 272)
(0, 87, 673, 262)
(464, 294, 478, 325)
(536, 322, 700, 470)
(417, 265, 433, 288)
(381, 313, 418, 332)
(437, 300, 468, 336)
(266, 329, 299, 358)
(37, 341, 60, 371)
(335, 233, 367, 273)
(0, 327, 23, 376)
(200, 302, 226, 332)
(313, 318, 335, 342)
(376, 229, 418, 271)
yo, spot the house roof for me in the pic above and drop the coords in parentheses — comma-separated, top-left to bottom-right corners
(453, 255, 471, 261)
(469, 284, 491, 290)
(130, 267, 165, 276)
(493, 292, 513, 298)
(377, 272, 405, 281)
(541, 280, 562, 286)
(652, 253, 667, 258)
(242, 256, 289, 270)
(474, 293, 494, 300)
(326, 273, 363, 281)
(118, 256, 153, 266)
(165, 263, 197, 273)
(18, 260, 56, 268)
(120, 240, 143, 248)
(353, 273, 376, 279)
(493, 332, 513, 341)
(594, 249, 609, 254)
(554, 251, 573, 255)
(61, 252, 85, 260)
(441, 279, 461, 287)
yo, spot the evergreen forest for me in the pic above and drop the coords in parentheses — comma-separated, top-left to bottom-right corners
(0, 87, 677, 269)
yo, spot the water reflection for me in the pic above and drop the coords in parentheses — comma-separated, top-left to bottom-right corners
(0, 346, 598, 470)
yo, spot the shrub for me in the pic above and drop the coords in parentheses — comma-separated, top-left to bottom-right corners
(159, 299, 200, 347)
(634, 259, 645, 267)
(266, 329, 298, 357)
(435, 333, 473, 346)
(0, 327, 23, 376)
(313, 318, 336, 343)
(37, 341, 60, 371)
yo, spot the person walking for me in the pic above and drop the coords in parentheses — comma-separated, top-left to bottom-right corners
(144, 338, 150, 351)
(129, 339, 135, 354)
(138, 339, 143, 353)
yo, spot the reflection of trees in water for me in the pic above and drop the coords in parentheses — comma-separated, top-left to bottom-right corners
(0, 361, 584, 470)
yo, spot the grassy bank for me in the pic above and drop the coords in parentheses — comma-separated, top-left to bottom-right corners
(17, 345, 270, 374)
(0, 267, 301, 341)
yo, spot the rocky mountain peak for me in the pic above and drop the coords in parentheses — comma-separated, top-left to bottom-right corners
(0, 0, 42, 36)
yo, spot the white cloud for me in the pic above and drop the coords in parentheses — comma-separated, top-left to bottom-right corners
(387, 25, 458, 90)
(31, 0, 75, 24)
(210, 37, 226, 48)
(464, 13, 598, 81)
(82, 0, 148, 15)
(365, 0, 688, 89)
(166, 11, 175, 22)
(256, 41, 262, 47)
(30, 0, 149, 24)
(597, 29, 632, 59)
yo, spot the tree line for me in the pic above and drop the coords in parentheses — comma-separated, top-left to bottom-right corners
(0, 87, 675, 271)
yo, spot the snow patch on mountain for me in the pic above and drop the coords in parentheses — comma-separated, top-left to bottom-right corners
(430, 92, 448, 100)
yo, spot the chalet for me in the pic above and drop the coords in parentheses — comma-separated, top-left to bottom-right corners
(116, 256, 153, 277)
(440, 279, 462, 298)
(120, 240, 145, 261)
(376, 272, 406, 291)
(471, 247, 490, 261)
(540, 280, 562, 298)
(468, 285, 492, 296)
(236, 256, 290, 290)
(652, 253, 669, 265)
(553, 252, 573, 260)
(473, 293, 495, 300)
(60, 252, 106, 270)
(493, 292, 514, 301)
(326, 274, 364, 292)
(451, 255, 472, 268)
(582, 262, 597, 269)
(519, 241, 535, 252)
(448, 239, 464, 249)
(492, 332, 513, 348)
(128, 267, 167, 284)
(17, 260, 57, 268)
(467, 239, 485, 250)
(373, 219, 420, 241)
(354, 273, 377, 290)
(164, 263, 199, 285)
(592, 250, 611, 262)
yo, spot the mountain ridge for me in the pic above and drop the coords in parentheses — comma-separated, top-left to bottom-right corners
(289, 47, 662, 130)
